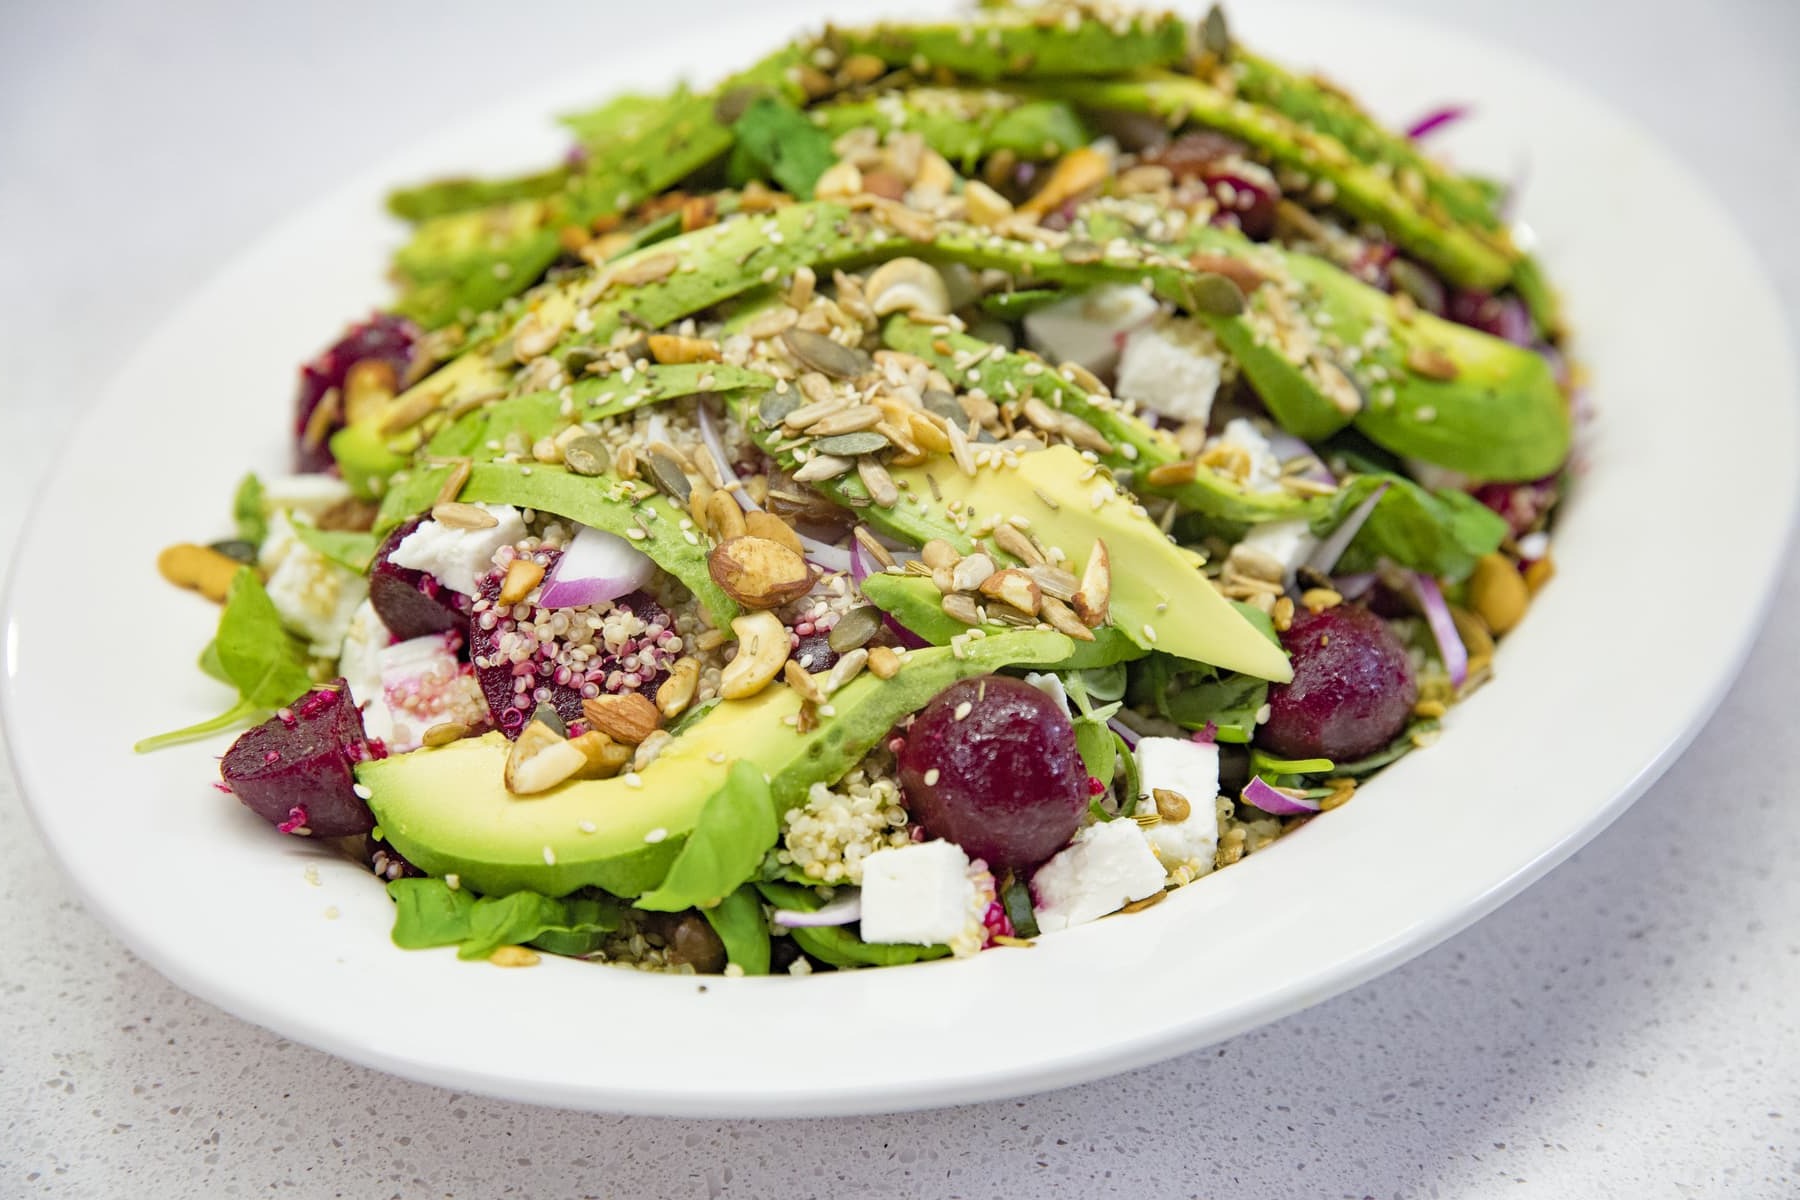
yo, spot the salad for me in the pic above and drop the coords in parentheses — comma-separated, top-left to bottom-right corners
(146, 1, 1571, 976)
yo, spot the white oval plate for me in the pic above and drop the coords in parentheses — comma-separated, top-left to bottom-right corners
(6, 1, 1793, 1118)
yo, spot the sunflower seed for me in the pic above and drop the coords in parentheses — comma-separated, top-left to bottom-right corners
(781, 328, 872, 380)
(806, 405, 884, 437)
(941, 593, 983, 626)
(432, 501, 498, 530)
(1060, 240, 1105, 265)
(857, 457, 899, 507)
(793, 454, 856, 482)
(812, 431, 890, 456)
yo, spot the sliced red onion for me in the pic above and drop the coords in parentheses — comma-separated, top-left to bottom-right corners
(884, 614, 932, 650)
(1192, 722, 1217, 746)
(536, 525, 656, 608)
(1332, 572, 1378, 602)
(697, 402, 761, 512)
(1412, 572, 1468, 688)
(797, 533, 854, 575)
(849, 537, 870, 585)
(770, 891, 862, 928)
(1107, 716, 1141, 749)
(1405, 104, 1468, 140)
(1303, 482, 1389, 577)
(1242, 776, 1322, 815)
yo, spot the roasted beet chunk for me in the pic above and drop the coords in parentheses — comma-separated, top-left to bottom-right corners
(469, 560, 677, 735)
(220, 680, 381, 837)
(1259, 605, 1417, 762)
(293, 314, 417, 473)
(898, 675, 1088, 870)
(368, 517, 471, 639)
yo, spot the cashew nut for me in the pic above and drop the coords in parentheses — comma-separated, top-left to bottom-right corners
(718, 611, 791, 700)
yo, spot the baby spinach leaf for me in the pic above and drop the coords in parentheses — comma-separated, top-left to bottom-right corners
(1075, 719, 1117, 788)
(730, 97, 837, 198)
(387, 877, 478, 948)
(702, 884, 771, 975)
(1317, 473, 1507, 582)
(386, 879, 622, 960)
(1331, 719, 1439, 777)
(289, 519, 378, 573)
(135, 570, 315, 752)
(232, 473, 267, 545)
(1129, 653, 1267, 744)
(755, 883, 952, 968)
(635, 761, 778, 912)
(1113, 729, 1142, 817)
(999, 872, 1040, 940)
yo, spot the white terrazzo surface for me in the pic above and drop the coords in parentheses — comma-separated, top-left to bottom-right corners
(3, 1, 1797, 1196)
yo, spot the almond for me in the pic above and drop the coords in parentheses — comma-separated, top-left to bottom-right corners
(978, 568, 1041, 616)
(707, 536, 814, 610)
(744, 510, 804, 556)
(580, 693, 661, 744)
(1072, 538, 1111, 627)
(569, 730, 631, 779)
(498, 558, 545, 607)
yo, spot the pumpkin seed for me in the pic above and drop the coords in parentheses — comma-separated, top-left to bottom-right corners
(562, 436, 611, 477)
(562, 345, 606, 376)
(713, 82, 769, 125)
(812, 431, 890, 456)
(646, 450, 692, 503)
(1188, 271, 1247, 317)
(530, 703, 567, 738)
(1201, 3, 1232, 55)
(758, 391, 801, 427)
(921, 389, 965, 424)
(827, 605, 883, 653)
(208, 538, 259, 565)
(781, 328, 872, 380)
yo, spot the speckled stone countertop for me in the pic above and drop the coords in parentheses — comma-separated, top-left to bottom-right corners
(3, 1, 1796, 1195)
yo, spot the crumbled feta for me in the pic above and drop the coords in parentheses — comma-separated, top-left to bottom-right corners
(260, 474, 353, 521)
(1204, 418, 1285, 493)
(377, 634, 489, 753)
(1237, 517, 1318, 578)
(1030, 820, 1166, 933)
(259, 511, 368, 656)
(337, 600, 396, 743)
(388, 505, 526, 596)
(1134, 737, 1222, 878)
(1022, 284, 1160, 376)
(859, 840, 978, 947)
(1022, 671, 1071, 716)
(1113, 317, 1225, 425)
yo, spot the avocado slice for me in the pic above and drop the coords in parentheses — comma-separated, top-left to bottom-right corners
(357, 628, 1073, 898)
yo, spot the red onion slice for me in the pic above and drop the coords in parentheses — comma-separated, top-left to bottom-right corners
(536, 525, 656, 609)
(1303, 482, 1389, 577)
(797, 533, 854, 575)
(1107, 716, 1141, 749)
(697, 402, 761, 513)
(770, 891, 862, 928)
(1242, 776, 1322, 815)
(1405, 104, 1469, 140)
(1412, 572, 1468, 688)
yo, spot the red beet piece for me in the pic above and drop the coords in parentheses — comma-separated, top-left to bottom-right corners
(898, 675, 1088, 870)
(368, 517, 471, 640)
(220, 680, 381, 838)
(293, 314, 418, 473)
(1259, 605, 1417, 762)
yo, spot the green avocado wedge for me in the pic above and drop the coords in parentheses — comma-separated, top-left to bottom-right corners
(858, 572, 1145, 671)
(357, 629, 1074, 899)
(830, 9, 1192, 81)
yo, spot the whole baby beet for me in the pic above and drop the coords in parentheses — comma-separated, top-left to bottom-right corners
(1259, 605, 1417, 762)
(898, 675, 1088, 870)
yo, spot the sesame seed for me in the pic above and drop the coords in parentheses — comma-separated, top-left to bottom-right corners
(1143, 623, 1158, 643)
(579, 821, 598, 834)
(543, 846, 557, 865)
(645, 827, 668, 843)
(624, 772, 643, 788)
(352, 783, 372, 800)
(445, 874, 461, 889)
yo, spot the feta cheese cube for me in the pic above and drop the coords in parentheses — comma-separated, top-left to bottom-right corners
(1113, 317, 1226, 425)
(1133, 737, 1222, 878)
(1022, 284, 1160, 377)
(1031, 820, 1166, 933)
(337, 599, 393, 710)
(388, 504, 526, 596)
(260, 474, 354, 521)
(377, 635, 489, 753)
(260, 511, 368, 656)
(859, 840, 979, 947)
(1022, 671, 1071, 716)
(1233, 517, 1318, 579)
(1204, 418, 1285, 493)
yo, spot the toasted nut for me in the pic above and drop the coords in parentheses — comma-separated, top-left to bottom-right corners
(569, 730, 632, 779)
(631, 729, 674, 773)
(708, 535, 813, 610)
(1038, 595, 1097, 642)
(1145, 460, 1199, 488)
(488, 945, 541, 968)
(1020, 146, 1110, 217)
(612, 252, 680, 287)
(342, 359, 398, 425)
(1448, 604, 1495, 663)
(807, 405, 884, 437)
(157, 542, 242, 603)
(951, 552, 997, 593)
(647, 334, 721, 365)
(704, 490, 747, 541)
(1153, 788, 1192, 823)
(498, 558, 545, 607)
(581, 692, 661, 744)
(744, 510, 804, 557)
(962, 179, 1014, 228)
(656, 657, 701, 718)
(941, 593, 983, 626)
(979, 568, 1042, 616)
(839, 52, 887, 85)
(1271, 595, 1296, 632)
(1523, 553, 1556, 595)
(1187, 253, 1268, 294)
(783, 659, 826, 703)
(921, 538, 959, 570)
(421, 721, 469, 748)
(865, 257, 952, 319)
(1300, 587, 1343, 613)
(1227, 542, 1286, 584)
(1405, 344, 1459, 381)
(930, 564, 958, 595)
(867, 645, 902, 679)
(719, 611, 790, 700)
(904, 409, 952, 454)
(814, 161, 864, 201)
(1073, 538, 1111, 627)
(986, 525, 1043, 570)
(504, 719, 589, 795)
(431, 501, 499, 531)
(1468, 553, 1529, 634)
